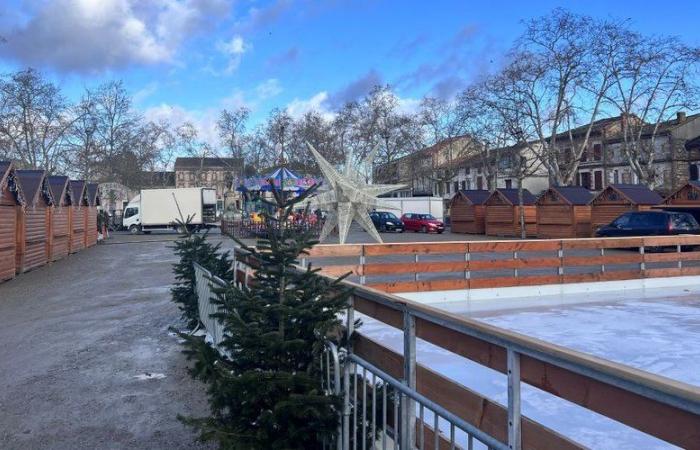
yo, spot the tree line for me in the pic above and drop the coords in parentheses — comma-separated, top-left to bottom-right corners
(1, 9, 697, 191)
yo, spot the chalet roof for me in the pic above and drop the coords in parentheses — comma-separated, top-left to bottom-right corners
(541, 186, 593, 205)
(456, 190, 490, 205)
(592, 184, 663, 205)
(492, 188, 537, 206)
(174, 157, 241, 170)
(15, 170, 52, 206)
(661, 180, 700, 204)
(86, 183, 100, 206)
(47, 176, 71, 206)
(70, 180, 88, 206)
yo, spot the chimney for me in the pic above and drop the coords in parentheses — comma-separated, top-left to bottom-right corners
(677, 111, 687, 123)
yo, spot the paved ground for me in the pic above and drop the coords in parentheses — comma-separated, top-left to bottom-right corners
(0, 237, 215, 450)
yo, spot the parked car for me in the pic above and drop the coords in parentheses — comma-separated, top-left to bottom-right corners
(595, 211, 700, 237)
(369, 211, 404, 232)
(401, 213, 445, 233)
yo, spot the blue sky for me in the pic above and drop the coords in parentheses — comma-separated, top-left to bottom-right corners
(1, 0, 699, 143)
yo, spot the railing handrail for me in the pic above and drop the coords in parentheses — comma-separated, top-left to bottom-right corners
(342, 277, 700, 410)
(229, 242, 700, 448)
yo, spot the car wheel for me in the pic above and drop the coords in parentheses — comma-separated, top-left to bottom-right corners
(421, 225, 427, 233)
(399, 229, 404, 233)
(129, 225, 140, 235)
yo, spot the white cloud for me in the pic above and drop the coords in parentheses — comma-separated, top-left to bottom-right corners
(215, 35, 250, 74)
(286, 91, 334, 120)
(255, 78, 283, 100)
(0, 0, 230, 73)
(144, 103, 221, 147)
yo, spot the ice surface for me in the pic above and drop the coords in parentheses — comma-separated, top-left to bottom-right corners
(359, 288, 700, 449)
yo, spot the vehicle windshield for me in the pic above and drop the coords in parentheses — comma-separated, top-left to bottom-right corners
(381, 212, 398, 220)
(628, 213, 667, 227)
(419, 214, 435, 220)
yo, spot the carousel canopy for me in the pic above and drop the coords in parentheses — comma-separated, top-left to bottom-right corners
(238, 166, 320, 192)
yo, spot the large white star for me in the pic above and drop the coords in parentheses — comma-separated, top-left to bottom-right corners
(304, 143, 405, 244)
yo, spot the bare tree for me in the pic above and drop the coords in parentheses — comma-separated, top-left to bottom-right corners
(0, 68, 76, 172)
(456, 84, 512, 190)
(605, 33, 700, 187)
(92, 80, 141, 180)
(360, 85, 422, 168)
(67, 90, 100, 180)
(496, 10, 618, 186)
(419, 96, 477, 195)
(175, 122, 211, 187)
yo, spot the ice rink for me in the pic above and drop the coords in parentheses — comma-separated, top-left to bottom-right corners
(360, 284, 700, 449)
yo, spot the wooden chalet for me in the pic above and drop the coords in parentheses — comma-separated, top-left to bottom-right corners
(449, 190, 490, 234)
(0, 161, 23, 282)
(536, 186, 593, 238)
(69, 180, 87, 253)
(15, 170, 53, 273)
(484, 188, 538, 237)
(85, 183, 100, 247)
(657, 181, 700, 222)
(589, 184, 663, 234)
(47, 176, 72, 262)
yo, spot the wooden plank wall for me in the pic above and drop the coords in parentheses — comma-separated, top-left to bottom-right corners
(85, 206, 97, 247)
(485, 205, 537, 237)
(50, 207, 70, 262)
(0, 189, 17, 282)
(70, 207, 85, 253)
(450, 200, 486, 234)
(19, 205, 49, 273)
(307, 236, 700, 293)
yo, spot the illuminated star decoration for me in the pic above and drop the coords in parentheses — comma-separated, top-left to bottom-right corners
(304, 142, 405, 244)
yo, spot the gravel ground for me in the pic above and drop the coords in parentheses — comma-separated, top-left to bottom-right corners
(0, 237, 214, 450)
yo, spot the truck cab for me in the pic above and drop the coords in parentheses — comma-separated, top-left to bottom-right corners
(122, 195, 141, 233)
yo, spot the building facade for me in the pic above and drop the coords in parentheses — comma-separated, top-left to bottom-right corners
(375, 112, 700, 204)
(174, 157, 242, 209)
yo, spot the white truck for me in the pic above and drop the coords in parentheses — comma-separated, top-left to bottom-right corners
(122, 188, 218, 234)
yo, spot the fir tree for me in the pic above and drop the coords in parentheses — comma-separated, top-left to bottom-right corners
(179, 183, 353, 449)
(171, 218, 233, 329)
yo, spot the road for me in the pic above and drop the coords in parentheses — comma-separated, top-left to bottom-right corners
(0, 235, 215, 450)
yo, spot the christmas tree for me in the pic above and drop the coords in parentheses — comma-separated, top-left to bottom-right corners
(179, 182, 353, 449)
(171, 218, 233, 329)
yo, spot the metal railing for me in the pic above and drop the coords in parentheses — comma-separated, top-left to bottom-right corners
(230, 244, 700, 449)
(192, 262, 227, 348)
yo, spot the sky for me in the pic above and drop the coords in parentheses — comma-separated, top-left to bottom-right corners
(1, 0, 699, 145)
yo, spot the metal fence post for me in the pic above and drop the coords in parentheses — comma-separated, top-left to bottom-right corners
(507, 348, 521, 450)
(639, 245, 646, 274)
(513, 251, 518, 278)
(360, 246, 366, 285)
(401, 310, 416, 449)
(677, 244, 683, 270)
(342, 296, 355, 450)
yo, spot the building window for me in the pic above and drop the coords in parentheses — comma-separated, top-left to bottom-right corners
(579, 172, 591, 190)
(505, 179, 512, 189)
(690, 164, 699, 181)
(613, 170, 620, 184)
(466, 179, 471, 189)
(581, 147, 588, 163)
(594, 170, 603, 190)
(476, 177, 483, 190)
(453, 181, 459, 193)
(593, 144, 602, 161)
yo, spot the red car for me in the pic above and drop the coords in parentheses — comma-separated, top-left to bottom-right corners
(401, 213, 445, 233)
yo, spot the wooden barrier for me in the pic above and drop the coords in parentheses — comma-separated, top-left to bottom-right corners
(231, 242, 700, 449)
(345, 283, 700, 449)
(306, 235, 700, 293)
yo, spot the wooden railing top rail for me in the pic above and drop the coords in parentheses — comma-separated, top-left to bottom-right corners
(301, 235, 700, 293)
(307, 234, 700, 257)
(342, 277, 700, 449)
